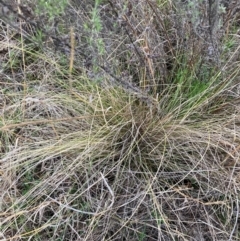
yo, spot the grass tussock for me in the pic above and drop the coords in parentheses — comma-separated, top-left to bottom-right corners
(0, 0, 240, 240)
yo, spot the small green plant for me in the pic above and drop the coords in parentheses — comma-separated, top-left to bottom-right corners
(29, 29, 45, 48)
(137, 228, 146, 241)
(6, 50, 21, 70)
(20, 170, 36, 195)
(84, 0, 105, 58)
(35, 0, 68, 21)
(168, 56, 211, 112)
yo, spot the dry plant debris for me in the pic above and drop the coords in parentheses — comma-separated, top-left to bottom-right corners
(0, 0, 240, 240)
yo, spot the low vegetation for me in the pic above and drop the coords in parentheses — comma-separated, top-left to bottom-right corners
(0, 0, 240, 240)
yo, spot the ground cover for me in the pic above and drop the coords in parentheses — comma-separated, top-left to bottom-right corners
(0, 0, 240, 240)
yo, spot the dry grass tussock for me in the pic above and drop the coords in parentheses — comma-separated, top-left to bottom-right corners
(0, 0, 240, 240)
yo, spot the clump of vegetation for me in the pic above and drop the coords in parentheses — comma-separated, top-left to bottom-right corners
(0, 0, 240, 240)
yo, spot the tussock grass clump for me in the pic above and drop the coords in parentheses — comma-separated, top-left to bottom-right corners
(0, 0, 240, 240)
